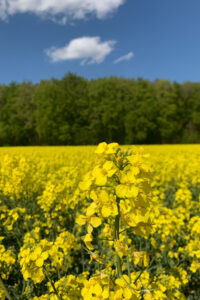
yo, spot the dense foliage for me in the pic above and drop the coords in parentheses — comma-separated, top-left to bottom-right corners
(0, 74, 200, 145)
(0, 144, 200, 299)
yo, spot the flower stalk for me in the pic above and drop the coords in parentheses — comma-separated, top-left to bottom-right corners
(115, 197, 122, 278)
(0, 276, 13, 300)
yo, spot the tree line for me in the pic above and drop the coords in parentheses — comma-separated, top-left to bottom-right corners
(0, 73, 200, 145)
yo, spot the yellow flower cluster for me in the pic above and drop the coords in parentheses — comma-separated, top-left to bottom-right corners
(0, 206, 26, 231)
(31, 273, 88, 300)
(0, 241, 15, 279)
(78, 142, 152, 242)
(19, 230, 78, 283)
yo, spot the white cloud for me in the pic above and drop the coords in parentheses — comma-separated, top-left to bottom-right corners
(114, 51, 134, 64)
(45, 37, 116, 64)
(0, 0, 125, 23)
(0, 0, 7, 20)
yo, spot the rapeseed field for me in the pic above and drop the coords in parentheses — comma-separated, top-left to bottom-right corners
(0, 143, 200, 299)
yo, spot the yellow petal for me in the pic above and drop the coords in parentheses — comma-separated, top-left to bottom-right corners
(35, 258, 44, 267)
(123, 287, 132, 299)
(94, 284, 102, 296)
(106, 143, 119, 154)
(83, 233, 93, 242)
(76, 214, 86, 226)
(95, 175, 107, 186)
(116, 185, 127, 198)
(95, 142, 107, 154)
(86, 205, 96, 217)
(87, 224, 93, 234)
(90, 216, 102, 228)
(102, 206, 112, 218)
(41, 251, 48, 260)
(102, 287, 109, 299)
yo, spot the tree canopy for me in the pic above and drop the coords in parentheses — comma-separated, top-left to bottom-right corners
(0, 73, 199, 145)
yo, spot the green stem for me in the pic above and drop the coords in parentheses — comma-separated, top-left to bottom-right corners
(115, 197, 122, 278)
(124, 226, 131, 283)
(81, 246, 85, 272)
(43, 266, 62, 300)
(0, 276, 13, 300)
(134, 269, 144, 284)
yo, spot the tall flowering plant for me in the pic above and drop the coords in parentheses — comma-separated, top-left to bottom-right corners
(77, 143, 154, 299)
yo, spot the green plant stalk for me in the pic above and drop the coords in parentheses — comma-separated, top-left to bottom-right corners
(43, 266, 62, 300)
(81, 246, 85, 272)
(115, 197, 122, 278)
(0, 276, 13, 300)
(124, 226, 131, 283)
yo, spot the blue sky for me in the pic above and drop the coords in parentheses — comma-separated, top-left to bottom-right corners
(0, 0, 200, 84)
